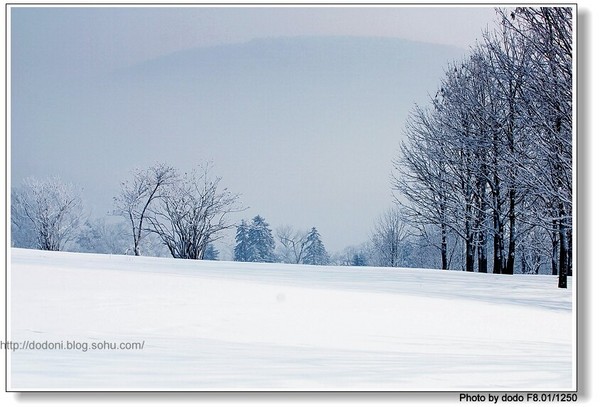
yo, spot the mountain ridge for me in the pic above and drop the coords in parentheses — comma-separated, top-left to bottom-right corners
(109, 35, 466, 80)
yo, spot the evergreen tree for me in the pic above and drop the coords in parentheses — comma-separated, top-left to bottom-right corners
(203, 243, 219, 260)
(302, 227, 329, 265)
(352, 253, 367, 267)
(234, 220, 252, 262)
(247, 215, 275, 263)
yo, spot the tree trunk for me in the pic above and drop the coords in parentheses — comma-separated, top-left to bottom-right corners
(441, 223, 448, 270)
(504, 188, 516, 275)
(466, 241, 475, 272)
(465, 217, 475, 272)
(476, 175, 488, 273)
(490, 145, 504, 274)
(493, 233, 503, 274)
(492, 207, 504, 274)
(558, 210, 569, 288)
(504, 85, 517, 275)
(478, 230, 488, 273)
(551, 223, 559, 276)
(567, 228, 573, 276)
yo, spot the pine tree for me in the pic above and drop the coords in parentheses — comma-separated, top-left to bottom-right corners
(302, 227, 329, 265)
(203, 243, 219, 260)
(234, 220, 252, 262)
(352, 253, 367, 267)
(247, 215, 275, 263)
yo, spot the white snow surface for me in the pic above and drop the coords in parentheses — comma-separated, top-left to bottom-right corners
(8, 248, 574, 391)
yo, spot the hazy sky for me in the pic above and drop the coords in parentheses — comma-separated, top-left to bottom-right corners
(10, 6, 499, 255)
(11, 6, 497, 75)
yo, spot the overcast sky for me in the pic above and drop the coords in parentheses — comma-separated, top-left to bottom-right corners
(10, 5, 500, 255)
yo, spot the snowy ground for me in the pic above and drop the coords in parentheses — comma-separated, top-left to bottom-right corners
(8, 248, 574, 391)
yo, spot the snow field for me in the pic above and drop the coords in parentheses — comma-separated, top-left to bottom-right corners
(8, 248, 573, 390)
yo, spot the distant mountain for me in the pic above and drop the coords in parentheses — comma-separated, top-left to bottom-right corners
(109, 36, 464, 107)
(114, 35, 463, 79)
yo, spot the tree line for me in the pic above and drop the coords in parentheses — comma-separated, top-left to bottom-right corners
(8, 169, 444, 269)
(233, 216, 329, 265)
(11, 164, 240, 260)
(10, 164, 330, 265)
(391, 8, 572, 287)
(10, 166, 411, 268)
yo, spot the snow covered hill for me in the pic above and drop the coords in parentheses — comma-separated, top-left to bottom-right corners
(8, 248, 573, 391)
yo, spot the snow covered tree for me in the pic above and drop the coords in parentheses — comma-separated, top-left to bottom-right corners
(203, 243, 219, 261)
(11, 176, 84, 251)
(405, 228, 455, 270)
(302, 227, 329, 265)
(276, 225, 310, 264)
(332, 243, 373, 267)
(392, 105, 455, 270)
(146, 165, 242, 260)
(234, 216, 275, 263)
(114, 163, 176, 256)
(371, 208, 409, 268)
(76, 218, 129, 254)
(234, 220, 252, 262)
(247, 215, 276, 263)
(391, 6, 572, 284)
(498, 7, 572, 286)
(352, 252, 368, 267)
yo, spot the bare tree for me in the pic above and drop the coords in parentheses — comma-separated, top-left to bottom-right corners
(146, 165, 243, 260)
(498, 7, 572, 287)
(276, 225, 310, 264)
(391, 7, 571, 285)
(371, 208, 409, 268)
(11, 176, 84, 251)
(392, 105, 455, 270)
(114, 163, 176, 256)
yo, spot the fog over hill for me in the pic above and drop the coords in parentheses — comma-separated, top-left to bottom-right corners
(12, 36, 465, 252)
